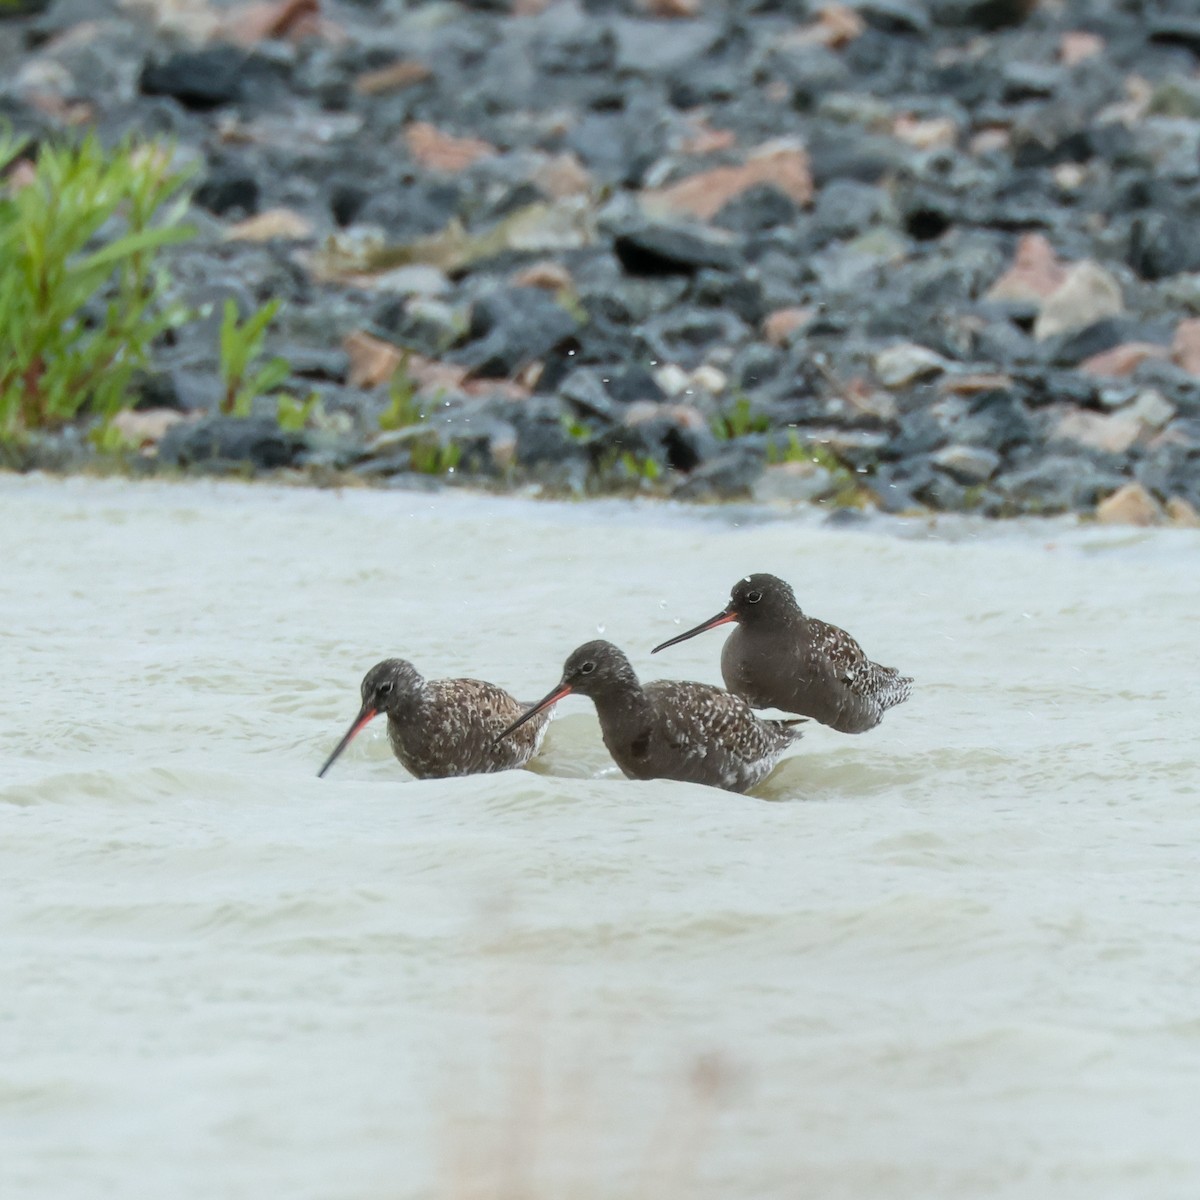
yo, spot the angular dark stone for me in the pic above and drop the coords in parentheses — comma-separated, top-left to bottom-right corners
(639, 309, 750, 371)
(852, 0, 932, 35)
(1014, 370, 1100, 409)
(955, 389, 1038, 455)
(996, 454, 1126, 514)
(604, 365, 666, 405)
(613, 223, 740, 276)
(140, 47, 279, 110)
(194, 167, 260, 217)
(158, 417, 307, 470)
(560, 368, 620, 423)
(456, 287, 581, 378)
(1148, 18, 1200, 56)
(1126, 211, 1200, 281)
(1042, 318, 1143, 368)
(813, 180, 888, 241)
(671, 443, 766, 500)
(690, 269, 766, 325)
(506, 400, 589, 469)
(713, 186, 803, 236)
(886, 409, 949, 459)
(931, 0, 1036, 31)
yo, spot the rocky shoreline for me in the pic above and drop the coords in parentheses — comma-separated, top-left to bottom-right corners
(2, 0, 1200, 525)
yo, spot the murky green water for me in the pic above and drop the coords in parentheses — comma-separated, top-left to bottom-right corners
(2, 475, 1198, 1199)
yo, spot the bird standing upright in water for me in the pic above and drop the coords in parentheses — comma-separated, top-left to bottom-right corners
(495, 639, 801, 794)
(652, 573, 912, 734)
(318, 658, 553, 779)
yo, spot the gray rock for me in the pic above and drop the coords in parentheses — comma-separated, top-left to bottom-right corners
(158, 417, 307, 470)
(1043, 317, 1151, 368)
(954, 390, 1038, 454)
(672, 444, 766, 501)
(560, 368, 620, 424)
(1127, 211, 1200, 281)
(605, 365, 667, 405)
(507, 401, 589, 470)
(1000, 61, 1064, 103)
(1033, 261, 1123, 341)
(752, 461, 840, 505)
(611, 18, 722, 74)
(194, 166, 260, 217)
(456, 286, 580, 378)
(931, 444, 1001, 485)
(375, 296, 463, 358)
(713, 186, 804, 236)
(1148, 17, 1200, 57)
(140, 46, 283, 109)
(931, 0, 1035, 30)
(613, 222, 740, 276)
(767, 44, 851, 109)
(997, 454, 1125, 514)
(874, 344, 949, 389)
(850, 0, 932, 34)
(813, 180, 888, 241)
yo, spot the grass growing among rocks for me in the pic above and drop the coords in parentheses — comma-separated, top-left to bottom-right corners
(0, 128, 194, 443)
(218, 298, 290, 417)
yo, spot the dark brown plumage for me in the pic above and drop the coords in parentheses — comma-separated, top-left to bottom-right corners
(318, 659, 551, 780)
(652, 573, 912, 734)
(496, 640, 800, 794)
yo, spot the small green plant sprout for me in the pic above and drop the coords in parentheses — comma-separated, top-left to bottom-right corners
(379, 356, 428, 431)
(408, 434, 461, 475)
(766, 430, 809, 465)
(619, 450, 661, 483)
(711, 392, 771, 440)
(0, 128, 195, 442)
(275, 391, 322, 432)
(560, 413, 592, 443)
(218, 298, 291, 417)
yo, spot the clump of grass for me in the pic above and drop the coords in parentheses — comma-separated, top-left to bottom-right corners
(218, 298, 290, 417)
(587, 442, 664, 492)
(379, 357, 428, 430)
(275, 391, 322, 432)
(619, 450, 661, 482)
(766, 430, 852, 474)
(560, 414, 592, 444)
(0, 127, 194, 442)
(409, 435, 461, 475)
(711, 392, 770, 440)
(767, 431, 870, 508)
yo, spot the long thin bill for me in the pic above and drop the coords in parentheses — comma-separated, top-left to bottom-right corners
(317, 706, 378, 778)
(651, 610, 736, 654)
(494, 684, 572, 743)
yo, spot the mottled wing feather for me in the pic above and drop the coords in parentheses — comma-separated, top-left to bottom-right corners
(646, 680, 799, 766)
(807, 617, 913, 712)
(401, 678, 550, 776)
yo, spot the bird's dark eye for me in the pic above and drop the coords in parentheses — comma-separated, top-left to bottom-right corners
(747, 590, 763, 604)
(580, 662, 596, 675)
(378, 680, 394, 695)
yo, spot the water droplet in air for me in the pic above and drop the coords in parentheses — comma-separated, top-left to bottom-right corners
(596, 624, 606, 634)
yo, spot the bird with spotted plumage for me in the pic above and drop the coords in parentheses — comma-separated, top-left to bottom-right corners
(495, 639, 802, 794)
(318, 658, 553, 780)
(651, 573, 912, 734)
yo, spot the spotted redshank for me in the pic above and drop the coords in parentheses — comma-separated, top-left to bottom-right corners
(318, 658, 553, 780)
(495, 639, 801, 794)
(651, 573, 912, 733)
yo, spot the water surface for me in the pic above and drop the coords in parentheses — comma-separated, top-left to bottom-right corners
(2, 476, 1198, 1199)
